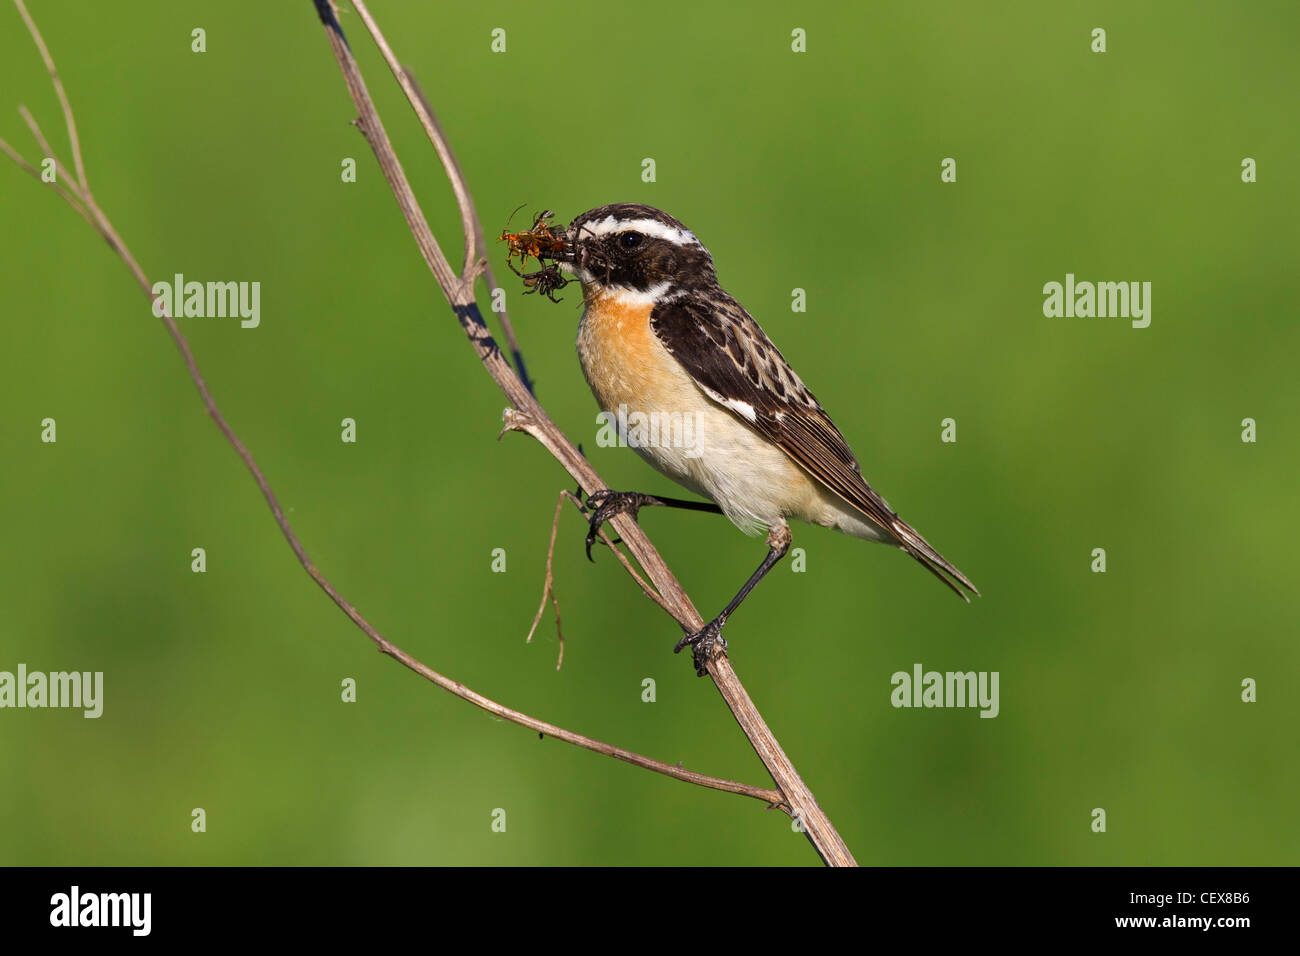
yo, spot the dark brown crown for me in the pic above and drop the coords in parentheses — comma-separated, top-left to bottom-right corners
(565, 204, 716, 294)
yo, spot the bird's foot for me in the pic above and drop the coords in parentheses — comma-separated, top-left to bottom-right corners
(674, 616, 728, 676)
(583, 490, 659, 561)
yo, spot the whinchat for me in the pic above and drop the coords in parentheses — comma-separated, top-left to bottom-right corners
(528, 203, 978, 673)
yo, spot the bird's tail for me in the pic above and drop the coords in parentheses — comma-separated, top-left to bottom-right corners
(888, 515, 980, 602)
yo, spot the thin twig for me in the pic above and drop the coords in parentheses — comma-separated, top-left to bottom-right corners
(349, 1, 478, 279)
(13, 0, 86, 188)
(3, 0, 784, 814)
(526, 489, 566, 669)
(334, 0, 854, 863)
(0, 135, 92, 224)
(8, 0, 850, 862)
(564, 489, 678, 617)
(405, 69, 534, 395)
(503, 408, 678, 618)
(520, 482, 681, 668)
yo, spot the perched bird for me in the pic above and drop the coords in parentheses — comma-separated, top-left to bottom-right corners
(540, 203, 977, 673)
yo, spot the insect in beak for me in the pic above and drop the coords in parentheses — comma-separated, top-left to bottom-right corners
(499, 206, 574, 302)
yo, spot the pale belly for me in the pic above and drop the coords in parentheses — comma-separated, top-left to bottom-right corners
(573, 295, 888, 541)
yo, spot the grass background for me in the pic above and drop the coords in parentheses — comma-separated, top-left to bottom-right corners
(1, 0, 1296, 865)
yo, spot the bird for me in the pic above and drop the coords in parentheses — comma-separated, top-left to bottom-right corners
(536, 203, 978, 674)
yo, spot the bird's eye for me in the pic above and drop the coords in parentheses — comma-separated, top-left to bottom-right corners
(618, 232, 644, 249)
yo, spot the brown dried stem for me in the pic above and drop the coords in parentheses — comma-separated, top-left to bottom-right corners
(3, 0, 784, 818)
(5, 0, 855, 864)
(332, 0, 856, 864)
(525, 489, 567, 669)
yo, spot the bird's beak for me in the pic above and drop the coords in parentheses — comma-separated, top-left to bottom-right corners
(545, 229, 580, 274)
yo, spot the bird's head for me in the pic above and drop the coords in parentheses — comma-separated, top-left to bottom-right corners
(550, 203, 717, 303)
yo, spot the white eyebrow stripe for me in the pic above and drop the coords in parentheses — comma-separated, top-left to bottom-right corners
(580, 216, 700, 246)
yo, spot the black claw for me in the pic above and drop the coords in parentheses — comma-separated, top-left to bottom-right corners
(674, 616, 728, 676)
(583, 490, 652, 561)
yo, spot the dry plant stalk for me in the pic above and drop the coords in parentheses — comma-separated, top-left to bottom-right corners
(323, 0, 854, 865)
(524, 489, 568, 669)
(1, 0, 780, 821)
(3, 0, 856, 865)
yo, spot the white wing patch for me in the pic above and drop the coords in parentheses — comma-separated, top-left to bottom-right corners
(696, 382, 758, 423)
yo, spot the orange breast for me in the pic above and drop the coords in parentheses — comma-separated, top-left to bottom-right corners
(576, 295, 686, 413)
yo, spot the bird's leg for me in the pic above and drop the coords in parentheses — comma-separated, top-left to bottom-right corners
(675, 522, 792, 676)
(583, 490, 722, 561)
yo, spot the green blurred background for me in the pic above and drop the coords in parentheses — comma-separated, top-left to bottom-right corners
(2, 0, 1296, 866)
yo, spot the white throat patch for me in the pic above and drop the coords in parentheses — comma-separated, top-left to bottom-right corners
(596, 280, 678, 307)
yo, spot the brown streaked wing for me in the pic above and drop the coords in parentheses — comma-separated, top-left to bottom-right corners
(650, 294, 979, 600)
